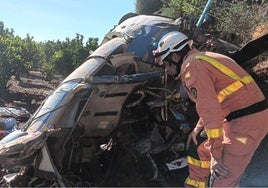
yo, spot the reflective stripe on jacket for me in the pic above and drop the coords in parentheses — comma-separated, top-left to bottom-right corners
(180, 49, 265, 158)
(194, 54, 255, 138)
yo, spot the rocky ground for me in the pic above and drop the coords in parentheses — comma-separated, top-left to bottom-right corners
(0, 70, 63, 113)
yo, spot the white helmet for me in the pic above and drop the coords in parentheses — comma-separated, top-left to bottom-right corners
(153, 31, 191, 65)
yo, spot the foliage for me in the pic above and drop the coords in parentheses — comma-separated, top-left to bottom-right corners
(0, 21, 99, 94)
(1, 0, 268, 95)
(153, 0, 268, 45)
(213, 0, 268, 45)
(159, 0, 206, 18)
(52, 34, 98, 77)
(136, 0, 162, 14)
(39, 36, 99, 80)
(0, 35, 21, 96)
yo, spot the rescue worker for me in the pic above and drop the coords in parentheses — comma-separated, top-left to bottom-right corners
(152, 31, 268, 187)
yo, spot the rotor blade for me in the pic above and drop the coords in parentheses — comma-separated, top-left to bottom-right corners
(231, 34, 268, 64)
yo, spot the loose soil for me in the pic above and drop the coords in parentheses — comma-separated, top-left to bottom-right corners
(0, 70, 64, 114)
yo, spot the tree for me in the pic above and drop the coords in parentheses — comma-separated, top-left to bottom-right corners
(0, 21, 14, 37)
(136, 0, 162, 14)
(14, 34, 44, 80)
(0, 35, 23, 96)
(48, 34, 99, 78)
(85, 37, 98, 53)
(157, 0, 206, 18)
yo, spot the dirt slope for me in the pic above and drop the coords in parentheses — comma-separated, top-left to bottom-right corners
(0, 70, 63, 113)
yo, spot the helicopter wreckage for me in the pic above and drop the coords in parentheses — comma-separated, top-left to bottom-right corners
(0, 13, 267, 187)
